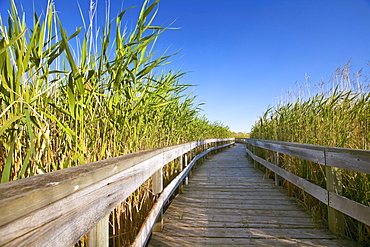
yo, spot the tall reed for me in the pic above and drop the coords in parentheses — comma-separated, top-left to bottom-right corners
(0, 0, 230, 245)
(250, 63, 370, 245)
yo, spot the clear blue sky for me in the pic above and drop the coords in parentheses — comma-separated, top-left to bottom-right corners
(1, 0, 370, 133)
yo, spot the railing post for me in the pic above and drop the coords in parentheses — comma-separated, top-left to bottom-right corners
(179, 155, 184, 193)
(202, 141, 206, 161)
(184, 153, 189, 185)
(188, 150, 194, 178)
(264, 149, 269, 178)
(87, 215, 109, 247)
(253, 146, 257, 169)
(152, 168, 163, 232)
(286, 157, 293, 197)
(325, 149, 345, 235)
(274, 152, 280, 186)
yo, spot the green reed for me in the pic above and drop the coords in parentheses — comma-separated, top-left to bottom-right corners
(0, 0, 230, 245)
(250, 63, 370, 244)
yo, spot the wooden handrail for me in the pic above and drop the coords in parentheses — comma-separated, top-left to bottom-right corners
(245, 138, 370, 174)
(0, 138, 234, 246)
(242, 138, 370, 235)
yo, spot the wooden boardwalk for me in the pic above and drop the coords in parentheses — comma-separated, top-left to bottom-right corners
(148, 143, 357, 246)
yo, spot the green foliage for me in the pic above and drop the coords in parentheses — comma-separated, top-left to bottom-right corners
(0, 0, 230, 182)
(250, 63, 370, 245)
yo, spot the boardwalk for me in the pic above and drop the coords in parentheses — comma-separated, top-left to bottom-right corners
(148, 143, 357, 246)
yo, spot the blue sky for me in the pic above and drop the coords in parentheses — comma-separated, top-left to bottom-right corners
(1, 0, 370, 133)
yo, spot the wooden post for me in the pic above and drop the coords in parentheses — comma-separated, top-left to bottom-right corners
(287, 157, 293, 197)
(202, 142, 206, 161)
(87, 215, 109, 247)
(188, 150, 193, 178)
(184, 153, 189, 185)
(152, 168, 163, 232)
(326, 154, 345, 236)
(253, 146, 257, 169)
(179, 155, 184, 193)
(265, 149, 269, 178)
(274, 152, 280, 186)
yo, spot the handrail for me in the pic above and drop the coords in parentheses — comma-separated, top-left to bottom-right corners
(241, 138, 370, 234)
(0, 138, 234, 246)
(244, 138, 370, 174)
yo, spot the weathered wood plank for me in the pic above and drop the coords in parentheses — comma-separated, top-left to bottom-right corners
(326, 150, 370, 174)
(247, 139, 325, 165)
(329, 191, 370, 226)
(168, 201, 307, 211)
(149, 236, 357, 247)
(162, 218, 317, 228)
(172, 197, 300, 205)
(248, 148, 329, 204)
(155, 227, 344, 239)
(148, 144, 357, 246)
(163, 213, 314, 224)
(246, 140, 370, 228)
(246, 138, 370, 174)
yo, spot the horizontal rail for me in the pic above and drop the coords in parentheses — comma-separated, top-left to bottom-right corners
(244, 138, 370, 229)
(0, 138, 234, 246)
(244, 138, 370, 174)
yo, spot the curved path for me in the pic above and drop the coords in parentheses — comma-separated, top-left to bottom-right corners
(148, 143, 357, 246)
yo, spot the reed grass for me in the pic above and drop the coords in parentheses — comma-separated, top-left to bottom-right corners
(250, 62, 370, 245)
(0, 0, 230, 245)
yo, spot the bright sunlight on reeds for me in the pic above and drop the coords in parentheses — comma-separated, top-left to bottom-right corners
(0, 0, 230, 244)
(0, 0, 229, 182)
(250, 62, 370, 245)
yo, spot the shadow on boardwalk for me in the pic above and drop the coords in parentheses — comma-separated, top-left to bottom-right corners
(148, 143, 357, 247)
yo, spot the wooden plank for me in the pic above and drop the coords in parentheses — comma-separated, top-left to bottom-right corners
(163, 213, 313, 223)
(155, 227, 344, 239)
(163, 218, 317, 228)
(149, 236, 357, 247)
(247, 138, 370, 174)
(329, 191, 370, 226)
(248, 139, 325, 165)
(246, 148, 329, 205)
(326, 149, 370, 174)
(163, 207, 310, 218)
(149, 144, 356, 246)
(172, 197, 299, 205)
(168, 201, 307, 211)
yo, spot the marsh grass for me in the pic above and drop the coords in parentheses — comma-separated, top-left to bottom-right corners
(0, 0, 230, 245)
(250, 63, 370, 245)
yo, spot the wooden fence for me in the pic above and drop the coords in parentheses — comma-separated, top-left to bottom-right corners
(0, 138, 234, 247)
(237, 138, 370, 235)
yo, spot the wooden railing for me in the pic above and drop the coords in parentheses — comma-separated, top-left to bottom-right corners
(0, 138, 234, 247)
(239, 138, 370, 235)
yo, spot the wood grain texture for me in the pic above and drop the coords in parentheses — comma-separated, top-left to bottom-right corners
(246, 138, 370, 174)
(246, 148, 329, 205)
(148, 144, 358, 247)
(329, 192, 370, 226)
(0, 139, 233, 247)
(132, 143, 234, 247)
(245, 139, 370, 227)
